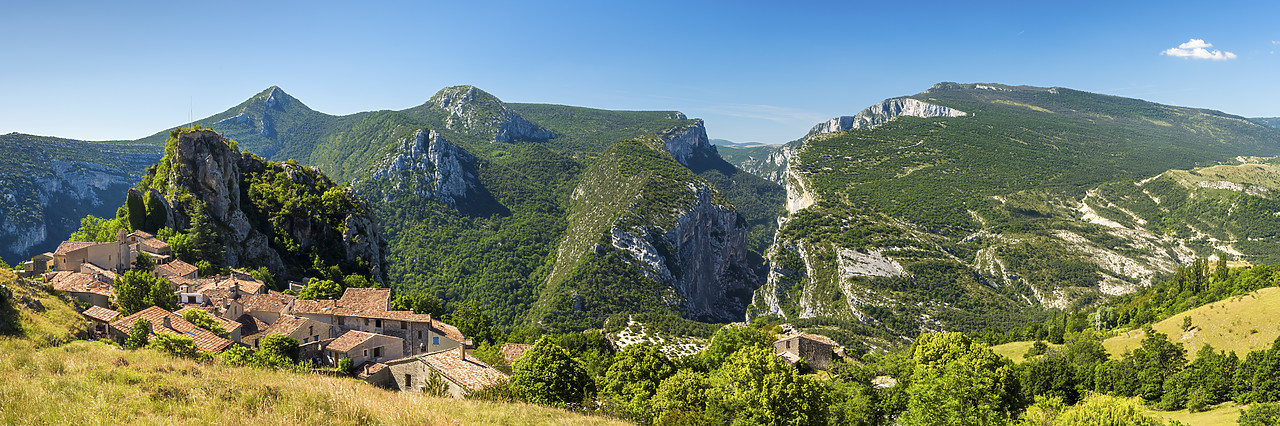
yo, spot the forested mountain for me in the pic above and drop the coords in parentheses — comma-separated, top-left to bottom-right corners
(16, 85, 779, 331)
(0, 134, 160, 264)
(1251, 117, 1280, 129)
(749, 82, 1280, 350)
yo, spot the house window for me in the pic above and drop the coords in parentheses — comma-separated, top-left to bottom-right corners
(313, 335, 319, 342)
(432, 336, 439, 346)
(338, 317, 345, 326)
(417, 331, 422, 340)
(364, 349, 368, 357)
(786, 341, 791, 349)
(405, 374, 412, 387)
(401, 321, 406, 329)
(255, 339, 260, 348)
(364, 318, 369, 326)
(373, 346, 383, 357)
(309, 326, 314, 335)
(303, 337, 308, 343)
(375, 319, 382, 328)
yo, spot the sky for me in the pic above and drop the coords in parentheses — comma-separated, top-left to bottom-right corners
(1, 0, 1277, 144)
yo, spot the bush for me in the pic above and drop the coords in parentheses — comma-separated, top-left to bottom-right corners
(1239, 402, 1280, 426)
(150, 332, 199, 359)
(510, 336, 595, 405)
(123, 318, 150, 349)
(182, 309, 229, 338)
(258, 334, 300, 363)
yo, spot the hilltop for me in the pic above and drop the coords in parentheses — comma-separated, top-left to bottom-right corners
(1103, 286, 1280, 360)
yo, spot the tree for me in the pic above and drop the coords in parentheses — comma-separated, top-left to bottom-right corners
(510, 337, 595, 405)
(258, 334, 300, 363)
(704, 345, 831, 425)
(901, 332, 1021, 426)
(343, 273, 376, 289)
(156, 227, 193, 262)
(126, 189, 146, 231)
(1129, 327, 1186, 403)
(1239, 402, 1280, 426)
(297, 279, 342, 300)
(187, 200, 223, 266)
(114, 269, 177, 315)
(132, 252, 155, 273)
(249, 267, 277, 291)
(1016, 393, 1164, 426)
(601, 344, 677, 422)
(448, 300, 502, 346)
(124, 318, 150, 349)
(696, 324, 775, 371)
(144, 191, 169, 233)
(150, 332, 199, 358)
(651, 370, 713, 424)
(392, 293, 444, 317)
(182, 309, 229, 338)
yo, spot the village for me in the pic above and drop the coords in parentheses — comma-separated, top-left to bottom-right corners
(20, 228, 843, 399)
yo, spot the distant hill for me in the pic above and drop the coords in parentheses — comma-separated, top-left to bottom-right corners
(1251, 117, 1280, 128)
(750, 82, 1280, 348)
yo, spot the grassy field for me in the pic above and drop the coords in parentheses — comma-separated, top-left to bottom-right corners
(1141, 399, 1243, 426)
(989, 341, 1062, 363)
(1104, 286, 1280, 360)
(0, 272, 628, 425)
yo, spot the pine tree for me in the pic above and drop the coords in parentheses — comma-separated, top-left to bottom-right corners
(187, 201, 223, 266)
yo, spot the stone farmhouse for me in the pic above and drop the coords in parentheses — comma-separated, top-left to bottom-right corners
(325, 330, 405, 369)
(774, 332, 838, 370)
(291, 288, 467, 357)
(44, 270, 114, 308)
(383, 347, 508, 398)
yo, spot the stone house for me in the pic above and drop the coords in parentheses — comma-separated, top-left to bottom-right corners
(125, 230, 171, 256)
(499, 343, 531, 367)
(324, 330, 405, 369)
(773, 333, 838, 370)
(51, 230, 131, 273)
(81, 306, 120, 339)
(242, 315, 335, 349)
(384, 347, 508, 398)
(291, 288, 466, 356)
(235, 291, 296, 325)
(109, 306, 234, 352)
(45, 271, 113, 308)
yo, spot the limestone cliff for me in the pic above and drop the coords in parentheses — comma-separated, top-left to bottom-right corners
(660, 120, 719, 168)
(148, 130, 388, 283)
(806, 98, 967, 137)
(361, 129, 488, 210)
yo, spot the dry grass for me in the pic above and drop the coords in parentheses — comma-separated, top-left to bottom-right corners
(1104, 286, 1280, 360)
(1140, 399, 1242, 426)
(989, 341, 1061, 364)
(0, 274, 628, 425)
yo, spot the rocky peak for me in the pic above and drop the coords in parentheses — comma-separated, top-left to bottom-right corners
(807, 98, 967, 137)
(660, 120, 719, 167)
(426, 85, 557, 143)
(365, 129, 484, 208)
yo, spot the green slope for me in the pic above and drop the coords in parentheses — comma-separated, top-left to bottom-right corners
(753, 82, 1280, 345)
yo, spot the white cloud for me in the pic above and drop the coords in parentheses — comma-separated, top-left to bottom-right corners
(1161, 38, 1237, 60)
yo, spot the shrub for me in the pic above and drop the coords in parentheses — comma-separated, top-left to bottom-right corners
(123, 318, 150, 349)
(510, 336, 595, 405)
(150, 332, 199, 359)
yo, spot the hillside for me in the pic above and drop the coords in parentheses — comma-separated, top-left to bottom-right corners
(1104, 286, 1280, 360)
(0, 133, 161, 265)
(750, 82, 1280, 348)
(0, 273, 624, 425)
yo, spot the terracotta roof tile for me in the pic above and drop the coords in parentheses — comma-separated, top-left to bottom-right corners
(357, 362, 388, 379)
(54, 241, 98, 255)
(433, 320, 466, 345)
(292, 288, 436, 323)
(128, 230, 155, 239)
(242, 291, 295, 314)
(327, 330, 381, 353)
(775, 332, 839, 347)
(47, 271, 113, 296)
(82, 306, 120, 323)
(111, 306, 233, 352)
(137, 238, 170, 252)
(404, 348, 508, 392)
(500, 343, 531, 365)
(156, 260, 198, 278)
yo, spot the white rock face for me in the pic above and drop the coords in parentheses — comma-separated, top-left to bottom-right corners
(431, 86, 556, 143)
(661, 121, 718, 167)
(367, 129, 482, 208)
(807, 98, 967, 137)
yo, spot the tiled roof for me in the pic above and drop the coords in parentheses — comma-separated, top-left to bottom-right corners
(357, 362, 388, 379)
(156, 260, 198, 278)
(235, 314, 270, 336)
(292, 288, 436, 323)
(401, 347, 508, 392)
(775, 332, 839, 347)
(242, 291, 295, 314)
(433, 320, 466, 345)
(327, 330, 382, 353)
(128, 230, 155, 239)
(137, 237, 170, 252)
(46, 271, 113, 296)
(79, 263, 118, 281)
(500, 343, 531, 365)
(54, 241, 99, 255)
(111, 306, 233, 352)
(777, 350, 802, 364)
(175, 306, 242, 335)
(82, 306, 120, 323)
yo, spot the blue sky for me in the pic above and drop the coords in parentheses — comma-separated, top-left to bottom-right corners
(2, 0, 1277, 144)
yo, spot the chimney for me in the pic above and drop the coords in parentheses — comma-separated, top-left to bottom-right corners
(162, 315, 172, 330)
(458, 346, 465, 361)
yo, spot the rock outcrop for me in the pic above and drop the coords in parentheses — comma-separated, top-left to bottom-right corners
(429, 86, 557, 143)
(365, 129, 483, 208)
(154, 130, 388, 283)
(807, 98, 967, 137)
(609, 184, 758, 322)
(660, 120, 719, 168)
